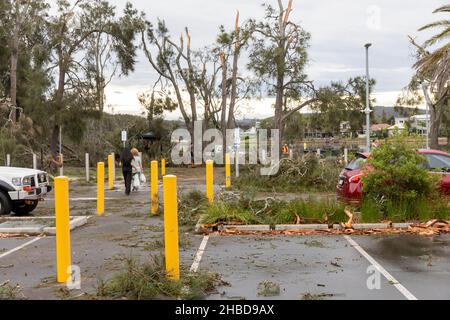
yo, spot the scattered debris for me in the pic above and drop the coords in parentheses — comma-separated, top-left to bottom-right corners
(257, 281, 281, 297)
(340, 209, 354, 229)
(303, 240, 326, 248)
(96, 254, 226, 300)
(0, 233, 30, 239)
(213, 220, 450, 236)
(301, 292, 334, 300)
(330, 261, 342, 268)
(0, 281, 25, 300)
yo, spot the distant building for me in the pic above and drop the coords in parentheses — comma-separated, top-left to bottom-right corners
(340, 121, 351, 135)
(410, 114, 430, 135)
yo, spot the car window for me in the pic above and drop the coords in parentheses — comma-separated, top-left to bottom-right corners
(346, 156, 366, 170)
(425, 154, 450, 170)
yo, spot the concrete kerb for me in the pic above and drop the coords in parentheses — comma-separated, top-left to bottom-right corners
(0, 216, 90, 236)
(194, 217, 414, 233)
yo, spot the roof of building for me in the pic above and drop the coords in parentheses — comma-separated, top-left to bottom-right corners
(371, 124, 391, 131)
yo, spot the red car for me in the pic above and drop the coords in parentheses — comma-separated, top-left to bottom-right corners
(337, 149, 450, 203)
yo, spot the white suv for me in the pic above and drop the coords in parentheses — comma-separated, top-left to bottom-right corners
(0, 167, 52, 215)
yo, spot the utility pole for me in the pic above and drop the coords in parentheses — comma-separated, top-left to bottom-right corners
(364, 43, 372, 152)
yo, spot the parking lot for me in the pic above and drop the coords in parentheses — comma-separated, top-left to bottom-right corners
(1, 168, 450, 300)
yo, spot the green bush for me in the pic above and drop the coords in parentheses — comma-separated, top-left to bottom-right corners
(363, 136, 435, 203)
(361, 135, 448, 221)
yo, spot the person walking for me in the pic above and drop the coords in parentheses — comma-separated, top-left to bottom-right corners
(121, 147, 133, 196)
(131, 148, 143, 191)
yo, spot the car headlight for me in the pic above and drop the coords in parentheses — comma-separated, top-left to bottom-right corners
(11, 177, 22, 186)
(22, 176, 31, 186)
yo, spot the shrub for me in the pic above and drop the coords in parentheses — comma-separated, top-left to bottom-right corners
(363, 136, 435, 204)
(361, 135, 448, 221)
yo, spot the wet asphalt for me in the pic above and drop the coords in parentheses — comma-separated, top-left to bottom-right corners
(1, 171, 449, 300)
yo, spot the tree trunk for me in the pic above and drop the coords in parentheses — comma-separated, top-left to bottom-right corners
(9, 14, 20, 124)
(227, 12, 240, 130)
(429, 104, 442, 149)
(274, 75, 284, 147)
(220, 52, 228, 162)
(51, 56, 66, 159)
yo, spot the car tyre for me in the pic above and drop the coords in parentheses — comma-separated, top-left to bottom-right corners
(0, 191, 12, 215)
(12, 201, 38, 216)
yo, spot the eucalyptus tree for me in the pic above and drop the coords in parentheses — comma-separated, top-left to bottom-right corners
(247, 0, 311, 142)
(0, 0, 48, 123)
(141, 20, 198, 137)
(47, 0, 140, 157)
(248, 0, 373, 143)
(216, 12, 253, 130)
(83, 1, 142, 112)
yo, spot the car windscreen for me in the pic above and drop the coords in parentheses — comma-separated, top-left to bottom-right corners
(425, 154, 450, 170)
(345, 155, 367, 170)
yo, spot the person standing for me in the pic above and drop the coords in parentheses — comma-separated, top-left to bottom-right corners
(131, 148, 143, 191)
(121, 147, 133, 195)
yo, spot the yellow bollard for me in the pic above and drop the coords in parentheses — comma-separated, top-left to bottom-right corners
(108, 154, 114, 190)
(151, 160, 159, 215)
(97, 162, 104, 216)
(161, 159, 166, 176)
(163, 175, 180, 280)
(225, 153, 231, 189)
(54, 176, 72, 283)
(206, 160, 214, 203)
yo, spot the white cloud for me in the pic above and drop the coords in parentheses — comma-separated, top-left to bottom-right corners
(103, 0, 441, 117)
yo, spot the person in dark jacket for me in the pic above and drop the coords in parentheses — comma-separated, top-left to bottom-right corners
(121, 147, 134, 195)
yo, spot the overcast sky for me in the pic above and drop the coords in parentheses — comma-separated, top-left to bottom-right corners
(104, 0, 446, 119)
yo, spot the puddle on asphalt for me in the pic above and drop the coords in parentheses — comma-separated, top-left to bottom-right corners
(370, 235, 449, 259)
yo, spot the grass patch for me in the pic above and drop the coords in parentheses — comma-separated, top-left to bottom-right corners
(257, 281, 280, 297)
(179, 190, 209, 226)
(360, 199, 383, 223)
(359, 196, 450, 223)
(0, 282, 23, 300)
(386, 197, 449, 222)
(202, 194, 348, 225)
(97, 255, 225, 300)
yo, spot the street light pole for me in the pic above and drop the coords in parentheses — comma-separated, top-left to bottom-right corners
(364, 43, 372, 152)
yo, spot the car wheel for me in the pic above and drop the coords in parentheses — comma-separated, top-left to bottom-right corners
(12, 201, 38, 216)
(0, 191, 12, 215)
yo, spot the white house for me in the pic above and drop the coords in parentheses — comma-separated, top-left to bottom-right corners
(387, 116, 408, 134)
(410, 114, 430, 135)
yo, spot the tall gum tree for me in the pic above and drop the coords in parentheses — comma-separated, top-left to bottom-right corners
(47, 0, 140, 159)
(248, 0, 311, 144)
(2, 0, 48, 124)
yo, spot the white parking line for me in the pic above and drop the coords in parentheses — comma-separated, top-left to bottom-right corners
(0, 237, 43, 259)
(344, 235, 418, 300)
(190, 235, 209, 273)
(47, 197, 114, 201)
